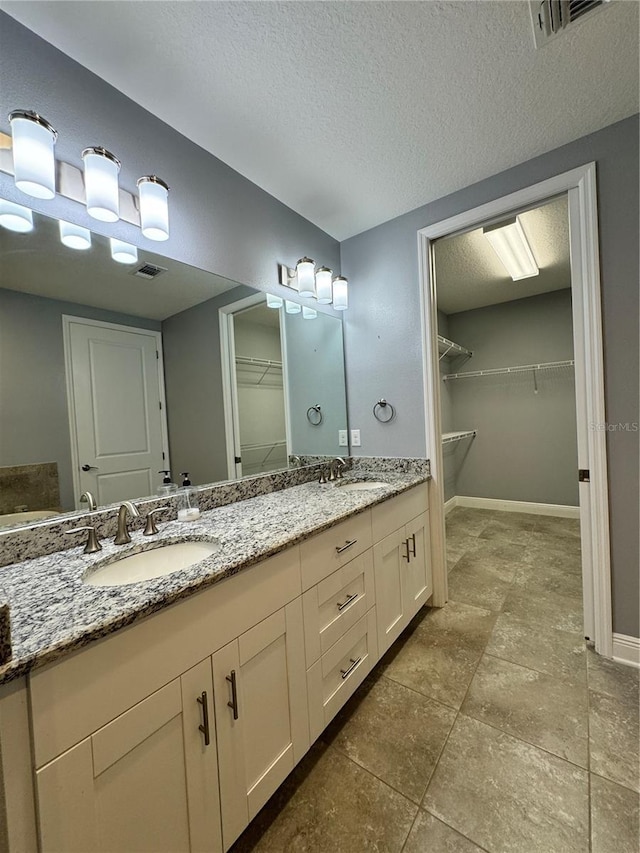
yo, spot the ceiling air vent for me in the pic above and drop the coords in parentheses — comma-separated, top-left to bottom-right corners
(530, 0, 610, 48)
(131, 262, 168, 280)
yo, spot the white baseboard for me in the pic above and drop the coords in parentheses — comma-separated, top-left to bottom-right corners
(453, 496, 580, 519)
(444, 496, 458, 515)
(612, 633, 640, 669)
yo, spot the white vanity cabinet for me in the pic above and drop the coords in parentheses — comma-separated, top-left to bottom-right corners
(372, 484, 432, 655)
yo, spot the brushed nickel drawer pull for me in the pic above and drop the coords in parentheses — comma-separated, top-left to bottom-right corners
(226, 670, 239, 720)
(340, 657, 362, 679)
(336, 539, 358, 554)
(410, 533, 417, 557)
(337, 592, 359, 611)
(197, 691, 210, 745)
(403, 538, 411, 561)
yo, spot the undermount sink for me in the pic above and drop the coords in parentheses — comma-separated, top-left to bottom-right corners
(335, 480, 390, 492)
(84, 540, 220, 587)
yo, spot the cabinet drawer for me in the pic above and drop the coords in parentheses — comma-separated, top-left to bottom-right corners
(307, 608, 378, 742)
(302, 550, 374, 667)
(300, 511, 372, 590)
(371, 483, 429, 543)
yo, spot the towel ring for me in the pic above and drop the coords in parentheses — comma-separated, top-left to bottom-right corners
(306, 404, 323, 426)
(373, 399, 395, 423)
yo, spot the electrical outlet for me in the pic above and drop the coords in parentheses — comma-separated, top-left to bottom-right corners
(350, 429, 361, 447)
(338, 430, 348, 447)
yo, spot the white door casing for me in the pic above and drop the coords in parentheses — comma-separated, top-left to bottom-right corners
(63, 316, 169, 508)
(417, 162, 612, 657)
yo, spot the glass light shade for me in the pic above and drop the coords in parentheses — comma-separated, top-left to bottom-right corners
(302, 306, 317, 320)
(315, 267, 333, 304)
(137, 176, 169, 241)
(296, 257, 315, 298)
(0, 199, 33, 232)
(266, 293, 283, 309)
(82, 147, 121, 222)
(332, 276, 348, 311)
(110, 238, 138, 264)
(483, 217, 538, 280)
(59, 220, 91, 250)
(285, 300, 301, 314)
(9, 111, 57, 200)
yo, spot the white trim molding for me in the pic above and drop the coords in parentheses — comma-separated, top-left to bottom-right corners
(612, 634, 640, 669)
(444, 496, 459, 515)
(452, 496, 580, 518)
(418, 162, 612, 658)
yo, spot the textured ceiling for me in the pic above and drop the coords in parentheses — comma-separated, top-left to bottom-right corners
(0, 211, 240, 320)
(2, 1, 639, 240)
(435, 195, 570, 315)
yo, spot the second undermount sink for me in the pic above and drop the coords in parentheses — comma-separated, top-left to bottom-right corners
(84, 540, 220, 587)
(335, 480, 390, 492)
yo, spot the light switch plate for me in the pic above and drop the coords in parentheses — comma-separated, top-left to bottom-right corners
(338, 430, 348, 447)
(350, 429, 361, 447)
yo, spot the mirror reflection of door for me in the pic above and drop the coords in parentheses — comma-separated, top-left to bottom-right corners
(63, 317, 169, 507)
(227, 302, 288, 479)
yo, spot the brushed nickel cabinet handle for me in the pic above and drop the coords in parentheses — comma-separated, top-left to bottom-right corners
(197, 691, 210, 745)
(336, 539, 357, 554)
(226, 670, 239, 720)
(340, 657, 362, 680)
(337, 592, 359, 611)
(410, 533, 417, 557)
(403, 539, 411, 561)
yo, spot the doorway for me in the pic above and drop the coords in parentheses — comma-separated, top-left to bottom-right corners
(63, 316, 169, 508)
(418, 164, 612, 657)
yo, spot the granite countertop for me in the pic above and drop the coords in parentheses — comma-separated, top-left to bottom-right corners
(0, 469, 429, 685)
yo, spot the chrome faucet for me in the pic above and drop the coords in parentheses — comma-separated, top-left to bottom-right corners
(80, 491, 97, 512)
(114, 501, 140, 545)
(289, 455, 302, 468)
(329, 457, 347, 481)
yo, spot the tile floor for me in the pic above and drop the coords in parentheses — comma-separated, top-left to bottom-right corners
(232, 508, 640, 853)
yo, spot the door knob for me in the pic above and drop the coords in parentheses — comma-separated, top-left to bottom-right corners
(81, 464, 99, 472)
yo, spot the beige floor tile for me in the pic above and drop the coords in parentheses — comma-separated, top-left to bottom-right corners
(404, 811, 487, 853)
(587, 648, 640, 707)
(230, 743, 417, 853)
(323, 674, 456, 803)
(590, 773, 640, 853)
(486, 611, 587, 682)
(513, 560, 583, 599)
(380, 601, 496, 709)
(502, 586, 584, 634)
(461, 654, 589, 767)
(424, 715, 589, 853)
(478, 519, 535, 545)
(533, 515, 581, 539)
(447, 555, 516, 611)
(526, 529, 582, 556)
(589, 689, 640, 793)
(523, 540, 582, 574)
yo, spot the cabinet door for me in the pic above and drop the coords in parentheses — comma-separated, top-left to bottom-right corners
(403, 511, 433, 618)
(213, 599, 309, 851)
(36, 661, 222, 853)
(373, 528, 408, 656)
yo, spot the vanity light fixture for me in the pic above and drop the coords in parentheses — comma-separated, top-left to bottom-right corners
(296, 257, 316, 298)
(82, 147, 121, 223)
(483, 217, 538, 281)
(8, 110, 57, 200)
(266, 293, 283, 309)
(332, 275, 349, 311)
(0, 199, 34, 232)
(110, 237, 138, 264)
(137, 176, 170, 241)
(315, 267, 333, 304)
(285, 300, 301, 314)
(59, 220, 91, 250)
(302, 306, 317, 320)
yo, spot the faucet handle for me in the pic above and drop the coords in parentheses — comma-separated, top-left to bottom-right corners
(65, 525, 102, 554)
(143, 506, 169, 536)
(318, 468, 328, 485)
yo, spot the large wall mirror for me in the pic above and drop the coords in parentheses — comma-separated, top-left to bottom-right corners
(0, 203, 348, 530)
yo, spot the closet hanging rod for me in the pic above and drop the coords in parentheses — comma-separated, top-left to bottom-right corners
(442, 430, 477, 444)
(443, 359, 575, 381)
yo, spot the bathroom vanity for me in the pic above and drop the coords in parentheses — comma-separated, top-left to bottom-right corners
(0, 466, 431, 852)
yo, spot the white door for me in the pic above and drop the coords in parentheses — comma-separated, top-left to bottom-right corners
(64, 317, 168, 507)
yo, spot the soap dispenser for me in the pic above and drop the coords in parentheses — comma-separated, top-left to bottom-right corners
(157, 470, 178, 498)
(177, 473, 200, 522)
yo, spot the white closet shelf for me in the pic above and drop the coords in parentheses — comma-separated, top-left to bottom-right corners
(438, 335, 473, 360)
(443, 359, 574, 381)
(235, 356, 283, 368)
(442, 430, 477, 444)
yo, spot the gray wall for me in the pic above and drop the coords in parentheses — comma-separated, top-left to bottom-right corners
(0, 288, 159, 511)
(446, 290, 578, 506)
(162, 285, 254, 486)
(341, 115, 639, 638)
